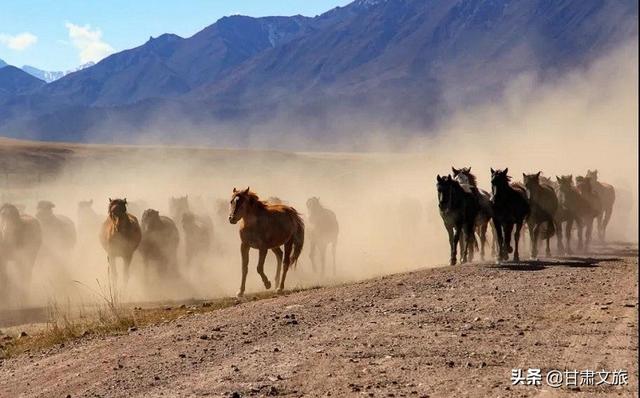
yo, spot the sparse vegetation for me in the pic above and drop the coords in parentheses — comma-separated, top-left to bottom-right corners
(0, 285, 318, 359)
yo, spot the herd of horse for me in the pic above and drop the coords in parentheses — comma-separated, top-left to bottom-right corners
(0, 189, 340, 299)
(437, 168, 615, 265)
(0, 166, 616, 300)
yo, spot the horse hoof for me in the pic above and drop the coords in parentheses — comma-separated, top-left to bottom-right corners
(276, 287, 284, 294)
(513, 255, 520, 262)
(507, 246, 513, 254)
(264, 280, 272, 290)
(236, 291, 245, 298)
(449, 259, 457, 266)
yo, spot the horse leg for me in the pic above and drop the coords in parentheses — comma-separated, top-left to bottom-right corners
(237, 243, 250, 297)
(556, 220, 565, 255)
(278, 241, 293, 293)
(107, 254, 118, 289)
(602, 205, 613, 243)
(585, 217, 594, 253)
(479, 223, 488, 261)
(565, 219, 574, 255)
(493, 220, 504, 263)
(272, 247, 283, 288)
(464, 223, 475, 263)
(331, 241, 337, 276)
(449, 225, 459, 265)
(122, 254, 133, 290)
(528, 222, 537, 260)
(513, 222, 522, 262)
(256, 248, 271, 290)
(576, 219, 584, 252)
(319, 243, 327, 274)
(444, 224, 455, 265)
(308, 239, 317, 273)
(503, 223, 514, 261)
(596, 213, 604, 243)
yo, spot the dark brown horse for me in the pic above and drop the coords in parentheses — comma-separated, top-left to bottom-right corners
(490, 168, 529, 262)
(306, 197, 339, 275)
(436, 175, 479, 265)
(585, 170, 616, 242)
(523, 172, 557, 258)
(100, 198, 142, 287)
(452, 167, 494, 260)
(140, 209, 180, 275)
(0, 204, 42, 297)
(229, 187, 304, 297)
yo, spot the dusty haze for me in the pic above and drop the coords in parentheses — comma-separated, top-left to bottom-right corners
(0, 40, 636, 316)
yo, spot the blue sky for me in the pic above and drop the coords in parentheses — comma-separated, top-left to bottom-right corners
(0, 0, 352, 71)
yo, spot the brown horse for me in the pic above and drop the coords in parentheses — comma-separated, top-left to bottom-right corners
(100, 198, 142, 288)
(490, 168, 529, 262)
(306, 197, 339, 275)
(140, 209, 180, 275)
(575, 176, 602, 252)
(229, 187, 304, 297)
(36, 200, 77, 253)
(0, 204, 42, 298)
(585, 170, 616, 242)
(556, 175, 593, 253)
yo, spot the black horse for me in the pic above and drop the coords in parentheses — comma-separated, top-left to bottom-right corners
(452, 167, 495, 261)
(490, 168, 530, 262)
(523, 172, 557, 259)
(436, 174, 479, 265)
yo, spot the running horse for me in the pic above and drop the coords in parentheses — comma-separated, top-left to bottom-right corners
(436, 175, 479, 265)
(490, 168, 530, 262)
(100, 198, 142, 287)
(228, 187, 304, 297)
(0, 204, 42, 297)
(452, 167, 495, 260)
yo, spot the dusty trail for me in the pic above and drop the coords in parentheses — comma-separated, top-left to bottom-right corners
(0, 246, 637, 398)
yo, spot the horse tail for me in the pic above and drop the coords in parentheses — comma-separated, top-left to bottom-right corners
(290, 211, 305, 269)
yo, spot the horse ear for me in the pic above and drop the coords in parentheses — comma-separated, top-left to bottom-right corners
(124, 198, 127, 204)
(233, 187, 237, 193)
(451, 167, 458, 175)
(108, 198, 112, 202)
(437, 174, 442, 182)
(522, 173, 526, 179)
(490, 168, 495, 174)
(245, 186, 250, 193)
(504, 168, 509, 174)
(536, 171, 541, 178)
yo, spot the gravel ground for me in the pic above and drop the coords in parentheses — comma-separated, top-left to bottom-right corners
(0, 245, 637, 398)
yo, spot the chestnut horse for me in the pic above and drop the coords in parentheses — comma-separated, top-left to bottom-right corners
(100, 198, 142, 288)
(229, 187, 304, 297)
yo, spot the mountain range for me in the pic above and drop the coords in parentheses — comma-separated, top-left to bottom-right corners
(0, 0, 637, 147)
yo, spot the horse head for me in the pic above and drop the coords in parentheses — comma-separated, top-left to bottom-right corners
(169, 195, 189, 220)
(141, 208, 161, 232)
(229, 187, 254, 224)
(306, 197, 321, 212)
(523, 171, 542, 190)
(108, 198, 129, 231)
(586, 169, 599, 182)
(452, 166, 475, 186)
(490, 168, 511, 196)
(36, 200, 56, 218)
(436, 174, 459, 211)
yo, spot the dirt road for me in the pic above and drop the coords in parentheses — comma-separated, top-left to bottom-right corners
(1, 246, 637, 397)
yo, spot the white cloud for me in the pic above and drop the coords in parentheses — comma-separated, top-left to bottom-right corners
(65, 22, 114, 64)
(0, 32, 38, 50)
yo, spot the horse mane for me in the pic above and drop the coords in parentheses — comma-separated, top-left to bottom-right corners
(244, 191, 269, 209)
(461, 170, 477, 186)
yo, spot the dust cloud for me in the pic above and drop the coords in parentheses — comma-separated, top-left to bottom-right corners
(0, 39, 636, 316)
